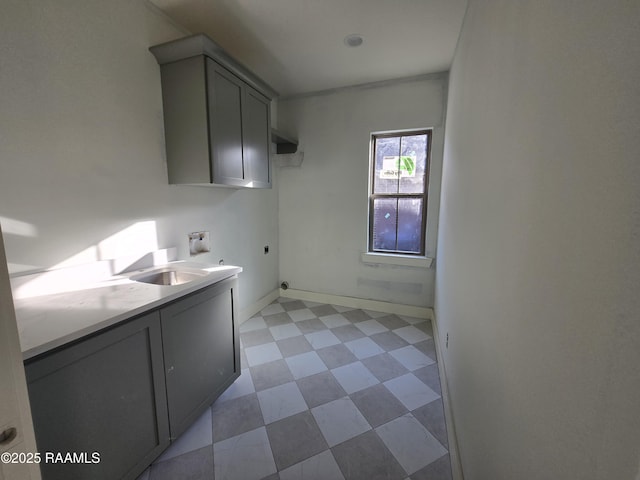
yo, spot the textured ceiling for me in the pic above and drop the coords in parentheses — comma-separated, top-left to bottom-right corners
(150, 0, 468, 97)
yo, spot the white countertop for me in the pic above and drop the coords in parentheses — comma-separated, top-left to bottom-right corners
(13, 262, 242, 360)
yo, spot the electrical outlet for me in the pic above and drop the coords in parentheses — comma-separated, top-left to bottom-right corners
(264, 245, 269, 254)
(446, 333, 449, 348)
(188, 231, 210, 256)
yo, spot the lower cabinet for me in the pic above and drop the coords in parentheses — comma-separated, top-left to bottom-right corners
(24, 276, 240, 480)
(161, 276, 240, 439)
(25, 312, 169, 480)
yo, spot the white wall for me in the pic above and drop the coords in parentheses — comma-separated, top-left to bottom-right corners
(0, 0, 279, 312)
(436, 1, 640, 478)
(277, 76, 446, 308)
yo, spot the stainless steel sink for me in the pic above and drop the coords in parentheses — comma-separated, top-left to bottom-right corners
(131, 269, 206, 286)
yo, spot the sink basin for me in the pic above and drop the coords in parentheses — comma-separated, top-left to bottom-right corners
(131, 268, 206, 286)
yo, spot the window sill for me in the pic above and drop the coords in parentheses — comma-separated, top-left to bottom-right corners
(361, 252, 434, 268)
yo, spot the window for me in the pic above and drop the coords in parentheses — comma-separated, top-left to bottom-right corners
(369, 130, 431, 256)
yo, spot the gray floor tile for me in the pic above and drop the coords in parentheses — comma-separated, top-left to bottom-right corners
(310, 304, 338, 317)
(212, 393, 265, 442)
(412, 363, 442, 395)
(297, 371, 348, 408)
(281, 300, 307, 311)
(413, 339, 437, 361)
(375, 315, 410, 331)
(296, 318, 329, 334)
(349, 384, 407, 428)
(331, 431, 406, 480)
(149, 445, 213, 480)
(261, 303, 286, 316)
(411, 399, 449, 448)
(241, 328, 275, 347)
(264, 312, 293, 327)
(361, 353, 409, 382)
(341, 309, 372, 323)
(262, 474, 281, 480)
(410, 454, 452, 480)
(414, 320, 434, 337)
(316, 344, 358, 370)
(330, 325, 367, 343)
(277, 335, 313, 358)
(369, 331, 409, 352)
(214, 427, 276, 480)
(266, 411, 329, 471)
(279, 450, 345, 480)
(250, 359, 295, 391)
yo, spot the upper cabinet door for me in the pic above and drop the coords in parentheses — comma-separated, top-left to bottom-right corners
(207, 60, 245, 186)
(242, 86, 271, 188)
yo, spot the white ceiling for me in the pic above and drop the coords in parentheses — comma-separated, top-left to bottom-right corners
(150, 0, 468, 97)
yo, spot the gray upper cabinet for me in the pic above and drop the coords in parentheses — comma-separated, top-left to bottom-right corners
(150, 34, 276, 188)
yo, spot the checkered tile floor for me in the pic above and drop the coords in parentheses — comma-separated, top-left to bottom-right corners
(137, 298, 452, 480)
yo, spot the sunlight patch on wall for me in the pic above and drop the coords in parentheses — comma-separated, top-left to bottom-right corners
(0, 216, 38, 237)
(12, 221, 161, 299)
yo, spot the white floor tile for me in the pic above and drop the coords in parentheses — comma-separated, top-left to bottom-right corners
(240, 316, 268, 333)
(376, 414, 447, 475)
(279, 450, 345, 480)
(285, 351, 328, 379)
(389, 345, 435, 371)
(270, 323, 302, 340)
(319, 313, 350, 328)
(155, 408, 212, 463)
(344, 337, 385, 359)
(311, 397, 371, 447)
(305, 330, 341, 349)
(257, 382, 308, 424)
(302, 300, 323, 308)
(384, 374, 439, 410)
(245, 343, 283, 367)
(215, 369, 255, 403)
(288, 308, 317, 322)
(393, 325, 431, 344)
(213, 427, 276, 480)
(354, 319, 388, 336)
(261, 303, 286, 316)
(331, 362, 379, 394)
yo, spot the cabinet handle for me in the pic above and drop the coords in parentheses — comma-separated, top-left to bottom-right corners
(0, 427, 17, 445)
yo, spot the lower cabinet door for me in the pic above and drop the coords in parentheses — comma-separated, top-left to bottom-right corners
(161, 277, 240, 440)
(25, 312, 169, 480)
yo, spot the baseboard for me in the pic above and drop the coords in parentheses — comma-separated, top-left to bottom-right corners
(238, 289, 280, 323)
(279, 288, 434, 320)
(431, 313, 465, 480)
